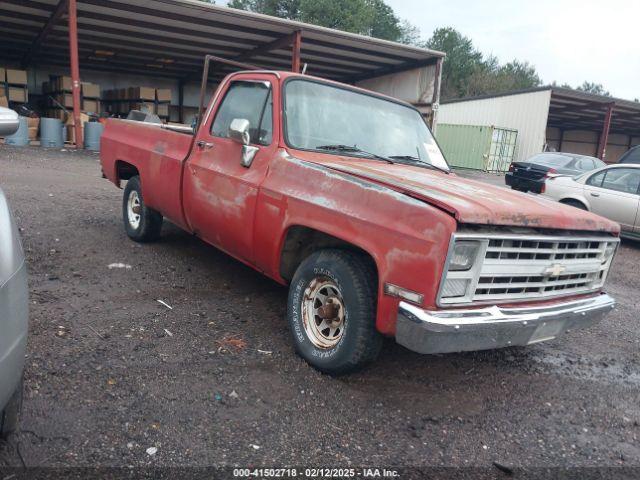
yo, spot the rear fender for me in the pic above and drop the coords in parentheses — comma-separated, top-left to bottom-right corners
(99, 119, 193, 228)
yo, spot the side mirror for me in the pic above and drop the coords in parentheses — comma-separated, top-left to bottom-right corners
(0, 107, 20, 137)
(229, 118, 251, 146)
(228, 118, 259, 168)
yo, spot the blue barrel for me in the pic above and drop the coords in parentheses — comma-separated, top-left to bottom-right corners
(5, 116, 29, 147)
(84, 121, 104, 151)
(40, 118, 64, 148)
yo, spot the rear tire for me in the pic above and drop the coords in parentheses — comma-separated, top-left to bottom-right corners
(287, 249, 382, 375)
(560, 199, 587, 210)
(0, 378, 23, 440)
(122, 176, 163, 242)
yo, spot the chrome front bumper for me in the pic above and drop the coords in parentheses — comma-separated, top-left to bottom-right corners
(396, 294, 615, 354)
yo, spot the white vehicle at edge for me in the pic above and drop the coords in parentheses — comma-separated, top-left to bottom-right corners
(543, 164, 640, 239)
(0, 108, 26, 439)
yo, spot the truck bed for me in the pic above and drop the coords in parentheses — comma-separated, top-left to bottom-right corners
(100, 119, 194, 230)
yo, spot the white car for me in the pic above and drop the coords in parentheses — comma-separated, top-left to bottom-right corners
(0, 110, 27, 439)
(0, 188, 28, 439)
(543, 164, 640, 239)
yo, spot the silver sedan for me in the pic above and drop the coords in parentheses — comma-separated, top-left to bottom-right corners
(543, 164, 640, 239)
(0, 187, 28, 439)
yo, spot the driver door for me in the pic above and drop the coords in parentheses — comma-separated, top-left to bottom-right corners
(183, 74, 279, 263)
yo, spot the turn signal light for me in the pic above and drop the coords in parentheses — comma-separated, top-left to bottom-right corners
(384, 283, 424, 305)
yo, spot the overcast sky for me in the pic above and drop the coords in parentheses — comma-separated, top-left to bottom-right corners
(386, 0, 639, 99)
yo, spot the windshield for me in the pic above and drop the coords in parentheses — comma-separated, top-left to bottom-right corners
(620, 146, 640, 164)
(283, 79, 449, 171)
(593, 158, 607, 168)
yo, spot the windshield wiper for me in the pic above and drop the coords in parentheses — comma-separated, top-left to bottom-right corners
(315, 144, 394, 164)
(388, 155, 450, 174)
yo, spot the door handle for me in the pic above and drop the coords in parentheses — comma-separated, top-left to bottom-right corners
(196, 140, 214, 150)
(590, 192, 600, 197)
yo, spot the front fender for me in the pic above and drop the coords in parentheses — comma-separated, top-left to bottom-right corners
(254, 153, 457, 335)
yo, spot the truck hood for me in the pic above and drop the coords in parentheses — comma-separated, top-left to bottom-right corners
(295, 154, 619, 233)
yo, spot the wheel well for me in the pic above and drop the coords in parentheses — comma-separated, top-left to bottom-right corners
(560, 198, 588, 209)
(116, 160, 139, 183)
(279, 226, 377, 283)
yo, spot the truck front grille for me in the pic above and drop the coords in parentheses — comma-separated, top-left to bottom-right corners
(438, 233, 618, 305)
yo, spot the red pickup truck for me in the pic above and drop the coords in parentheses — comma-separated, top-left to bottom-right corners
(100, 69, 620, 374)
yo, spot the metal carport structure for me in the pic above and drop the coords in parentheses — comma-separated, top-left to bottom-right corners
(439, 86, 640, 164)
(546, 87, 640, 160)
(0, 0, 445, 148)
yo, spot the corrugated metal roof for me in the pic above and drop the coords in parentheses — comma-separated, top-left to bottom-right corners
(0, 0, 444, 82)
(547, 88, 640, 137)
(440, 87, 554, 105)
(442, 86, 640, 137)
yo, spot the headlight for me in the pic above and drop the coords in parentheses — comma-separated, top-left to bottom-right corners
(448, 241, 480, 271)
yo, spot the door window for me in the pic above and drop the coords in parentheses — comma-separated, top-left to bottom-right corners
(211, 81, 273, 146)
(586, 170, 606, 187)
(600, 168, 640, 194)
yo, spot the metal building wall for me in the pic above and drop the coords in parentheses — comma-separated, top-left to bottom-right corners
(438, 89, 552, 162)
(546, 127, 640, 163)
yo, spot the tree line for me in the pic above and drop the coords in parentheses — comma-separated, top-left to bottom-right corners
(200, 0, 612, 100)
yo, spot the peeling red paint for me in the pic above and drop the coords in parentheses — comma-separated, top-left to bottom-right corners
(310, 158, 620, 234)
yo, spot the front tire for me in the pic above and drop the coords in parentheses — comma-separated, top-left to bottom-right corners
(287, 249, 382, 375)
(122, 176, 163, 242)
(1, 378, 23, 440)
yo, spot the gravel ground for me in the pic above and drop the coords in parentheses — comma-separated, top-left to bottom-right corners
(0, 145, 639, 472)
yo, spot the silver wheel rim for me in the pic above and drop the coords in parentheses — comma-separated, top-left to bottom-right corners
(301, 277, 346, 349)
(127, 190, 141, 229)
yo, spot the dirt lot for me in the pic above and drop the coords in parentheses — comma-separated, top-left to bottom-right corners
(1, 145, 639, 472)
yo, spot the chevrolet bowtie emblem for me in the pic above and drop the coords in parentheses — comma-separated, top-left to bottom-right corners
(544, 264, 566, 277)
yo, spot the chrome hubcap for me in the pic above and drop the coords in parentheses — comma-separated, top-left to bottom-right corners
(302, 277, 346, 349)
(127, 190, 141, 229)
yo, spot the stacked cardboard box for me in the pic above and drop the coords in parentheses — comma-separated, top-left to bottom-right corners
(43, 76, 101, 113)
(81, 82, 100, 113)
(155, 89, 171, 118)
(156, 89, 171, 102)
(103, 86, 171, 119)
(27, 117, 39, 141)
(128, 86, 155, 101)
(65, 112, 90, 144)
(2, 68, 28, 103)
